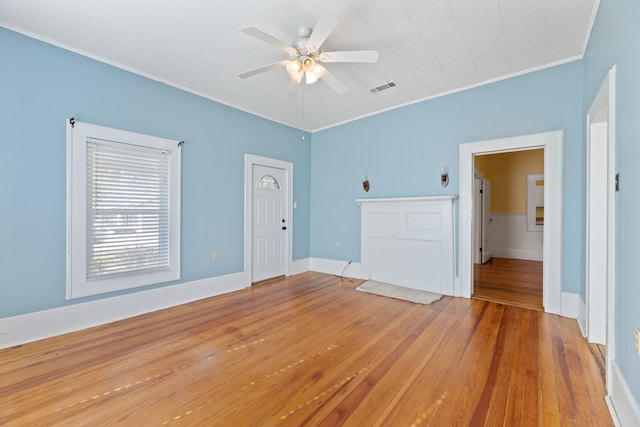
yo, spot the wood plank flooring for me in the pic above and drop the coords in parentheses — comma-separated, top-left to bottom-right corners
(0, 272, 612, 426)
(473, 257, 543, 311)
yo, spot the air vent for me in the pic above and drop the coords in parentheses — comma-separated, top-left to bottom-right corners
(370, 81, 397, 93)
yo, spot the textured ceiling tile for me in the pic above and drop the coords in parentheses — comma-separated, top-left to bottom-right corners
(397, 0, 442, 17)
(361, 2, 408, 34)
(448, 0, 497, 18)
(418, 21, 463, 50)
(456, 2, 502, 36)
(410, 1, 456, 34)
(431, 37, 469, 61)
(498, 0, 545, 20)
(464, 23, 504, 52)
(501, 4, 546, 38)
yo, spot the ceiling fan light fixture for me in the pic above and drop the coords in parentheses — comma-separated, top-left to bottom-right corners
(240, 15, 378, 97)
(286, 59, 302, 77)
(302, 56, 316, 72)
(305, 71, 318, 84)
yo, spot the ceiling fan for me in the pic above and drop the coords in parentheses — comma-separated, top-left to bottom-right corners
(239, 15, 379, 100)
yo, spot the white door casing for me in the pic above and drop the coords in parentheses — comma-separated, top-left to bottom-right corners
(585, 66, 616, 391)
(244, 154, 293, 286)
(459, 130, 563, 315)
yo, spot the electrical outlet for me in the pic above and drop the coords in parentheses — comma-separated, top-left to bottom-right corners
(212, 251, 218, 261)
(336, 240, 341, 248)
(635, 328, 640, 356)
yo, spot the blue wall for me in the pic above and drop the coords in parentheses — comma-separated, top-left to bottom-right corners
(0, 27, 311, 317)
(583, 0, 640, 407)
(310, 61, 585, 295)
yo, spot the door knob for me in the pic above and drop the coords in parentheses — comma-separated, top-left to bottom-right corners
(282, 226, 287, 230)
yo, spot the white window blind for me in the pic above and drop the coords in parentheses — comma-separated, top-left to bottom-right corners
(67, 120, 181, 299)
(86, 138, 170, 279)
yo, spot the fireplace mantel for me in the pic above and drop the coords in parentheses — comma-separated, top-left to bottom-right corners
(356, 195, 457, 295)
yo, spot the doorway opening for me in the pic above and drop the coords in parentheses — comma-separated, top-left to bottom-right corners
(472, 149, 544, 310)
(459, 130, 563, 315)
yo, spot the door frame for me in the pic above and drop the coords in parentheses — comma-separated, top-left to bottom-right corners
(585, 66, 616, 390)
(244, 154, 294, 287)
(459, 130, 563, 314)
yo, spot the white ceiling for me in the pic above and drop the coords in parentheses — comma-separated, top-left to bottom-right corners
(0, 0, 598, 132)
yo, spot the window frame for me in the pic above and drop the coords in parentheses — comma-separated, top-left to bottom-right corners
(66, 120, 181, 299)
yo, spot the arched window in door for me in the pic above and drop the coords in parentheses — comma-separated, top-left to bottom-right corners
(256, 175, 280, 190)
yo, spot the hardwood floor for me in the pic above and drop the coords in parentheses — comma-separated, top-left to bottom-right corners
(0, 272, 611, 426)
(473, 257, 543, 311)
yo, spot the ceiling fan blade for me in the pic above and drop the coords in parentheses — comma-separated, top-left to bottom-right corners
(239, 60, 289, 79)
(319, 50, 379, 63)
(241, 27, 296, 55)
(319, 67, 348, 95)
(285, 77, 301, 101)
(305, 14, 339, 52)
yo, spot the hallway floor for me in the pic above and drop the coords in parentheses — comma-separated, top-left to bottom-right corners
(473, 257, 543, 311)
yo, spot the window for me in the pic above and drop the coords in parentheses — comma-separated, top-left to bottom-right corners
(67, 120, 181, 299)
(256, 175, 280, 190)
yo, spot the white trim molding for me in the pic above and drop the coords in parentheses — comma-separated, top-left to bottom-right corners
(560, 292, 581, 319)
(0, 272, 246, 350)
(291, 258, 310, 276)
(459, 130, 564, 314)
(577, 294, 587, 337)
(607, 360, 640, 427)
(309, 258, 364, 279)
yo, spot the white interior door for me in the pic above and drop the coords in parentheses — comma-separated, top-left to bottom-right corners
(252, 164, 287, 282)
(586, 67, 616, 351)
(473, 172, 483, 263)
(587, 122, 608, 345)
(481, 179, 492, 263)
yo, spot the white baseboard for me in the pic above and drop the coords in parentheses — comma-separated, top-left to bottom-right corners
(0, 272, 246, 350)
(560, 292, 580, 319)
(291, 258, 310, 275)
(454, 275, 462, 297)
(309, 257, 364, 279)
(607, 360, 640, 427)
(577, 294, 587, 337)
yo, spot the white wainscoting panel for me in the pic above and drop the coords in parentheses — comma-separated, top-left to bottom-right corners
(490, 213, 543, 261)
(357, 196, 457, 295)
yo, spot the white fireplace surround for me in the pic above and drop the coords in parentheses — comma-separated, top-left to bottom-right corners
(356, 196, 457, 296)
